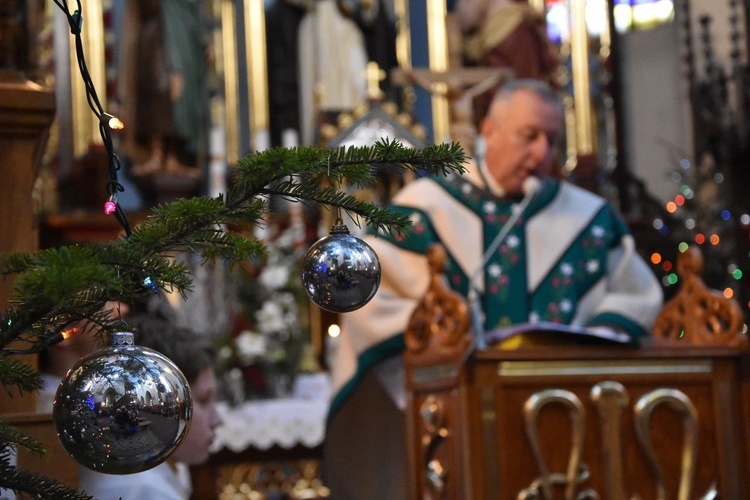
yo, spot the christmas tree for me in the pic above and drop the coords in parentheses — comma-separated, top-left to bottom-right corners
(644, 9, 750, 321)
(0, 140, 464, 500)
(0, 3, 466, 497)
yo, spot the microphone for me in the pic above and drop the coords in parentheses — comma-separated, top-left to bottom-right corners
(468, 177, 541, 349)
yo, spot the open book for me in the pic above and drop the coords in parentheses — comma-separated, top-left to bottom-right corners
(485, 321, 636, 348)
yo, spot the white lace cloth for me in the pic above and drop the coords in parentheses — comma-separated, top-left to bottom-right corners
(210, 374, 330, 453)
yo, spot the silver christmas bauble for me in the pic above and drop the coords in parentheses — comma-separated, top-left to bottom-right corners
(302, 222, 381, 312)
(53, 331, 192, 474)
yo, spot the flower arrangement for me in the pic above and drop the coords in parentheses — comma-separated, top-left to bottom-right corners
(215, 205, 316, 402)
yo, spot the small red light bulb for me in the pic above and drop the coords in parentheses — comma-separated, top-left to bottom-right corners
(104, 200, 117, 215)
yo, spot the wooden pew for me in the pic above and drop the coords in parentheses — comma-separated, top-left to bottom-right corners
(404, 245, 750, 499)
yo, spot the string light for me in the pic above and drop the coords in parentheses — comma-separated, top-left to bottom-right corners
(60, 327, 81, 341)
(99, 112, 124, 130)
(6, 326, 81, 354)
(55, 0, 130, 237)
(143, 276, 158, 293)
(104, 195, 117, 215)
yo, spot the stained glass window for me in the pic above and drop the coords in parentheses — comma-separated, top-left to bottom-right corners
(612, 0, 674, 33)
(544, 0, 675, 42)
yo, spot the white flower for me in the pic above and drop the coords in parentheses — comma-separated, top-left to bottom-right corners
(529, 311, 540, 323)
(235, 330, 268, 362)
(506, 235, 519, 248)
(256, 300, 287, 333)
(591, 225, 605, 238)
(461, 183, 473, 195)
(560, 299, 572, 312)
(409, 212, 422, 225)
(259, 264, 290, 291)
(483, 201, 496, 214)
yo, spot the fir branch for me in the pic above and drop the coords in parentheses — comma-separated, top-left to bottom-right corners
(0, 358, 42, 396)
(8, 246, 121, 311)
(262, 182, 413, 235)
(231, 139, 467, 206)
(0, 421, 46, 457)
(0, 460, 92, 500)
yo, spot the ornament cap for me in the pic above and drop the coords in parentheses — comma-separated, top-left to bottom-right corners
(111, 331, 134, 346)
(330, 216, 350, 235)
(330, 223, 351, 235)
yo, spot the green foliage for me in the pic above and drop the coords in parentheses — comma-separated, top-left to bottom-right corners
(0, 138, 466, 497)
(0, 358, 43, 397)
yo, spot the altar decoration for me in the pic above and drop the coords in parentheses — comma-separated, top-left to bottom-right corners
(215, 208, 314, 402)
(211, 392, 328, 454)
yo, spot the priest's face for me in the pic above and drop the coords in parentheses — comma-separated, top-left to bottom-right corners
(480, 88, 563, 196)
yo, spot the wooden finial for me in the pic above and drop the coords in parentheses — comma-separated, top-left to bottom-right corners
(405, 244, 471, 363)
(653, 246, 746, 346)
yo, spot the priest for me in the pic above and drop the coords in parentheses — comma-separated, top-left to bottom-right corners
(323, 79, 663, 499)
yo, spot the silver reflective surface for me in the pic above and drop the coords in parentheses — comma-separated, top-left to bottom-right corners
(301, 228, 381, 313)
(53, 335, 192, 474)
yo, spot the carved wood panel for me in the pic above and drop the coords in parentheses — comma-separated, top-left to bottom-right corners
(407, 348, 750, 499)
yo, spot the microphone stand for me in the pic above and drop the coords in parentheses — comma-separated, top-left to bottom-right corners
(468, 178, 540, 349)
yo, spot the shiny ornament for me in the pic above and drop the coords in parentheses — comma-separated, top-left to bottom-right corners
(53, 331, 192, 474)
(302, 221, 381, 312)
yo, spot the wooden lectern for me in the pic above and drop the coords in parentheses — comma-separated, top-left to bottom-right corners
(404, 245, 750, 499)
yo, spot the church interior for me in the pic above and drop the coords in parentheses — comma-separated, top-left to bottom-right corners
(2, 0, 750, 498)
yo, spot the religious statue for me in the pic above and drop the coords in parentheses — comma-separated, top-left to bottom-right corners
(453, 0, 558, 122)
(392, 67, 511, 156)
(297, 0, 369, 145)
(118, 0, 211, 188)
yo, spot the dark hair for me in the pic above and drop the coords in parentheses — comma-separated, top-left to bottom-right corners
(125, 312, 215, 383)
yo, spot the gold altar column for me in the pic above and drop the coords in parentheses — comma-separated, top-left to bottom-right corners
(67, 0, 107, 157)
(245, 0, 270, 151)
(426, 0, 451, 143)
(570, 0, 595, 158)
